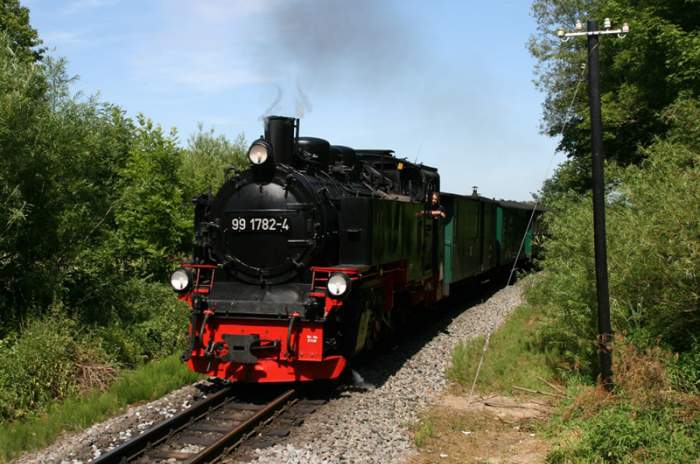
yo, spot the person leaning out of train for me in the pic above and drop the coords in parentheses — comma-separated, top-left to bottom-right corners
(418, 191, 447, 219)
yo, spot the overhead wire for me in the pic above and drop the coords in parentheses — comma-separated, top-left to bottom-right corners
(466, 61, 588, 406)
(506, 60, 589, 286)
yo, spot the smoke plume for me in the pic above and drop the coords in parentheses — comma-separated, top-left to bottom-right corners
(259, 84, 283, 120)
(265, 0, 420, 81)
(257, 0, 424, 117)
(295, 80, 313, 118)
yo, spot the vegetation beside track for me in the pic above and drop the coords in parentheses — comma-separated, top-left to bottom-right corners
(440, 93, 700, 460)
(418, 1, 700, 461)
(439, 94, 700, 460)
(0, 3, 241, 454)
(449, 300, 557, 394)
(0, 354, 201, 462)
(444, 294, 700, 463)
(0, 2, 245, 427)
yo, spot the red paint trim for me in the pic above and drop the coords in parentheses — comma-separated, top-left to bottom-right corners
(181, 263, 217, 269)
(185, 318, 347, 383)
(178, 258, 440, 383)
(188, 355, 346, 383)
(176, 263, 217, 305)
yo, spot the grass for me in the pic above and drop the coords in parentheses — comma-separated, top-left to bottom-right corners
(442, 299, 700, 463)
(543, 344, 700, 463)
(413, 417, 437, 448)
(0, 354, 202, 463)
(449, 303, 559, 394)
(546, 401, 700, 463)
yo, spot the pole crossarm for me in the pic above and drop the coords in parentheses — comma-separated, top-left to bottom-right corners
(557, 19, 630, 41)
(561, 29, 627, 37)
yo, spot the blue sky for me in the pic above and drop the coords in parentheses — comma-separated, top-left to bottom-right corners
(25, 0, 560, 200)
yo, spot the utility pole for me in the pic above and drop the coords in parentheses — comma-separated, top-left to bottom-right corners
(557, 19, 629, 392)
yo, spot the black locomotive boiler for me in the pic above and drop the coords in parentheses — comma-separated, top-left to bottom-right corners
(171, 116, 536, 383)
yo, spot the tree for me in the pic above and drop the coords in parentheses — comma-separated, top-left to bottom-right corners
(0, 0, 44, 62)
(0, 32, 51, 329)
(180, 124, 247, 202)
(111, 115, 189, 278)
(530, 96, 700, 369)
(0, 3, 197, 416)
(530, 0, 700, 196)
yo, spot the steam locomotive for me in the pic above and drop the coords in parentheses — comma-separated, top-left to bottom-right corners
(171, 116, 536, 383)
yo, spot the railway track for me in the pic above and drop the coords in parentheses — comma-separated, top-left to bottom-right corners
(92, 385, 298, 464)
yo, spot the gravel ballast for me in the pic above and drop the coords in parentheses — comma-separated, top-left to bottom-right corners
(14, 381, 221, 464)
(15, 283, 523, 464)
(239, 283, 524, 464)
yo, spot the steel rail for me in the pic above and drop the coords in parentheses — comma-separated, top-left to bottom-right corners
(188, 388, 296, 463)
(90, 386, 296, 464)
(92, 386, 234, 464)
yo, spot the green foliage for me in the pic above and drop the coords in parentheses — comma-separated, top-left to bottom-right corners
(0, 281, 189, 424)
(0, 42, 136, 330)
(92, 279, 190, 366)
(0, 4, 259, 452)
(413, 418, 436, 448)
(0, 18, 244, 428)
(180, 124, 247, 202)
(529, 98, 700, 375)
(526, 97, 700, 462)
(0, 354, 201, 462)
(111, 115, 189, 278)
(0, 2, 44, 62)
(0, 310, 111, 420)
(547, 399, 700, 463)
(530, 0, 700, 195)
(0, 33, 50, 326)
(526, 91, 700, 462)
(449, 302, 559, 393)
(668, 338, 700, 394)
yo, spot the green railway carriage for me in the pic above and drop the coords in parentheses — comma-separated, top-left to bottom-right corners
(497, 200, 535, 266)
(441, 193, 538, 289)
(338, 197, 430, 282)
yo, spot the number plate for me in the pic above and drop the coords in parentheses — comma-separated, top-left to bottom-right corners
(230, 216, 290, 233)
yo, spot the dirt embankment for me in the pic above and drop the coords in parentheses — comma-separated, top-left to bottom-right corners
(411, 393, 551, 464)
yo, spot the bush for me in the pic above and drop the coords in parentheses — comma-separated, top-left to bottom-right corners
(110, 115, 189, 279)
(0, 310, 112, 420)
(529, 104, 700, 375)
(180, 125, 247, 202)
(548, 403, 700, 464)
(668, 338, 700, 394)
(0, 280, 188, 420)
(0, 354, 201, 462)
(0, 15, 244, 430)
(545, 341, 700, 464)
(93, 279, 190, 366)
(529, 97, 700, 463)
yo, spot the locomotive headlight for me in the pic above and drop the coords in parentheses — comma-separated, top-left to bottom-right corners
(170, 268, 192, 293)
(327, 273, 351, 297)
(248, 140, 271, 165)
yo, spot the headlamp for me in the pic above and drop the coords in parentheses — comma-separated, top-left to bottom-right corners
(248, 139, 271, 165)
(327, 273, 351, 297)
(170, 268, 192, 293)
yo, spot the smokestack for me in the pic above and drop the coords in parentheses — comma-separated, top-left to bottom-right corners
(264, 116, 297, 166)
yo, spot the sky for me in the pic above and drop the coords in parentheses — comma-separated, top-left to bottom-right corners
(25, 0, 560, 201)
